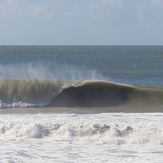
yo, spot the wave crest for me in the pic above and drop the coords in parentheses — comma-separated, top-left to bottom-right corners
(0, 79, 163, 111)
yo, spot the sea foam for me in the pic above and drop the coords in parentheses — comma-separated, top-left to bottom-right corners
(0, 113, 163, 163)
(0, 113, 163, 145)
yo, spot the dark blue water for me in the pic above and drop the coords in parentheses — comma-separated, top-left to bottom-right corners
(0, 45, 163, 87)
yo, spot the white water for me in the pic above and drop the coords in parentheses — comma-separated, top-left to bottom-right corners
(0, 113, 163, 163)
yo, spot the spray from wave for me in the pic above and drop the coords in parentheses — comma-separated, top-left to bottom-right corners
(0, 63, 106, 81)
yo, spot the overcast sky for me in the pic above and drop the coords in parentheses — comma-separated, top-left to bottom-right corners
(0, 0, 163, 45)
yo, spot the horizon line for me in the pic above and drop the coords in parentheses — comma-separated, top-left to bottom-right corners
(0, 44, 163, 46)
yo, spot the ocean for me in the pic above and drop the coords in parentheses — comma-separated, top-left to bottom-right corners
(0, 45, 163, 163)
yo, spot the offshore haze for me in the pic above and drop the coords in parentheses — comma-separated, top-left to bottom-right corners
(0, 0, 163, 45)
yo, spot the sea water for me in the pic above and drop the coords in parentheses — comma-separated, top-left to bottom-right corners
(0, 45, 163, 162)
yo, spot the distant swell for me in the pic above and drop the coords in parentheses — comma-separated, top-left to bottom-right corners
(0, 79, 163, 111)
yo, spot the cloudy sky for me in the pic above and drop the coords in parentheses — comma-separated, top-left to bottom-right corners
(0, 0, 163, 45)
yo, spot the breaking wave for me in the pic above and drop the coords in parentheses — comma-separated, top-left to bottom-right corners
(0, 79, 163, 111)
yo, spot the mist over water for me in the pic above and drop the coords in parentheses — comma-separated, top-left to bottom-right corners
(0, 62, 106, 81)
(0, 45, 163, 86)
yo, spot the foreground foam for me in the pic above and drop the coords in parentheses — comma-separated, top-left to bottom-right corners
(0, 113, 163, 145)
(0, 113, 163, 163)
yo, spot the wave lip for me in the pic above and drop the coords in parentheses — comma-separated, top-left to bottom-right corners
(50, 80, 134, 107)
